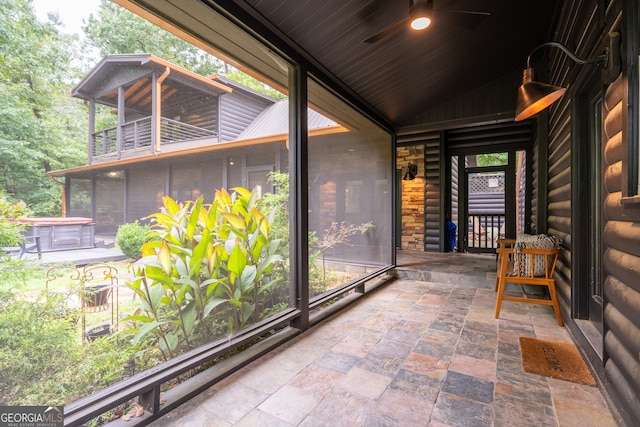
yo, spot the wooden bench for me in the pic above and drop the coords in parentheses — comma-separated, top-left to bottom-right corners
(495, 245, 563, 326)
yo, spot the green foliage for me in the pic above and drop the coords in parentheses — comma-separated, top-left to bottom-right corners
(123, 187, 284, 361)
(476, 152, 508, 167)
(0, 289, 136, 405)
(116, 221, 151, 260)
(0, 0, 87, 216)
(84, 0, 225, 76)
(0, 193, 30, 249)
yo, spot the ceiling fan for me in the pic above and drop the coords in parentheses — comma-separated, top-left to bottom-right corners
(363, 0, 490, 44)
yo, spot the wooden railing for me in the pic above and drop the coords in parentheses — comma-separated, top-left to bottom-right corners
(91, 117, 217, 158)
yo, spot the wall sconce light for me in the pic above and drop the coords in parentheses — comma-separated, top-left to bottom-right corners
(403, 163, 418, 181)
(515, 32, 621, 122)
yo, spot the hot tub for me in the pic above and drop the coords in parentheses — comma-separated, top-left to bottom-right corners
(19, 217, 95, 251)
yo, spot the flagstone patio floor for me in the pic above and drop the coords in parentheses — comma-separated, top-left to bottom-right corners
(149, 251, 622, 426)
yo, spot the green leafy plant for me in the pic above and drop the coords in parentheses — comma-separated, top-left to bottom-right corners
(123, 186, 283, 361)
(115, 221, 151, 260)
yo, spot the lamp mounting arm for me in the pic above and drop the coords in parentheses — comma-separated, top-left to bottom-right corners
(526, 32, 620, 77)
(526, 41, 608, 68)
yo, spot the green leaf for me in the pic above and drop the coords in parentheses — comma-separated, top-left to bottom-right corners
(222, 212, 247, 232)
(160, 333, 179, 354)
(158, 239, 173, 275)
(132, 319, 166, 345)
(228, 245, 246, 277)
(203, 298, 226, 318)
(182, 301, 197, 335)
(162, 196, 182, 216)
(240, 265, 257, 291)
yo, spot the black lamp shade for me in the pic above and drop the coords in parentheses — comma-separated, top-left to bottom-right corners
(515, 68, 566, 121)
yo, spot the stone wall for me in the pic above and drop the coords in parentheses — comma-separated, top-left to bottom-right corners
(397, 145, 424, 251)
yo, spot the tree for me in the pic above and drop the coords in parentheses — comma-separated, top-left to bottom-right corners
(84, 0, 225, 77)
(84, 1, 284, 99)
(0, 0, 87, 215)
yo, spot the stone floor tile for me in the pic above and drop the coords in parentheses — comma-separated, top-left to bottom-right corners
(331, 327, 383, 357)
(235, 409, 294, 427)
(497, 340, 521, 358)
(149, 406, 230, 427)
(454, 340, 496, 361)
(441, 371, 494, 404)
(389, 368, 442, 402)
(257, 385, 321, 425)
(459, 328, 498, 348)
(288, 364, 344, 395)
(547, 377, 608, 409)
(298, 391, 374, 427)
(357, 352, 404, 378)
(462, 319, 498, 334)
(495, 371, 553, 406)
(430, 392, 492, 427)
(417, 293, 448, 307)
(313, 350, 361, 374)
(370, 337, 414, 359)
(369, 388, 434, 426)
(429, 318, 465, 334)
(199, 381, 269, 424)
(413, 338, 456, 362)
(493, 393, 556, 427)
(448, 353, 496, 382)
(554, 398, 618, 427)
(337, 366, 391, 399)
(402, 351, 450, 378)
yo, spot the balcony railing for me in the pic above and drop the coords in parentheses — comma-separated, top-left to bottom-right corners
(91, 117, 217, 158)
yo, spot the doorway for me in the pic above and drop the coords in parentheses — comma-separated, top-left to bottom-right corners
(452, 150, 524, 253)
(573, 77, 604, 358)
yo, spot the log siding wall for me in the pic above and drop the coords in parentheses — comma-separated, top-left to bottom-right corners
(545, 0, 639, 424)
(603, 72, 640, 427)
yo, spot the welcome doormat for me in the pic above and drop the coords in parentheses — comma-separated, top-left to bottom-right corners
(519, 337, 596, 386)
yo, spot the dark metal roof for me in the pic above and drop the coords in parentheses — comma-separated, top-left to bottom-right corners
(237, 0, 560, 127)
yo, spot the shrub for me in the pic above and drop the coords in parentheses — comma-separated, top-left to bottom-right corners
(116, 221, 150, 260)
(124, 187, 284, 360)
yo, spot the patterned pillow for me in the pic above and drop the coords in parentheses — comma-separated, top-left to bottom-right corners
(513, 233, 560, 277)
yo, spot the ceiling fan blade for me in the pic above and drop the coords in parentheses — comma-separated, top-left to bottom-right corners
(433, 9, 490, 30)
(363, 18, 409, 44)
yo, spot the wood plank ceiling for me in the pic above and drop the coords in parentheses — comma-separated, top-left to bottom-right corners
(236, 0, 560, 128)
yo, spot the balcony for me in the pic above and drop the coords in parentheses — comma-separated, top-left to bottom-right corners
(90, 117, 218, 162)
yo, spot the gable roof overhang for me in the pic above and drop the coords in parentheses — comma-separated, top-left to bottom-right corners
(71, 53, 233, 112)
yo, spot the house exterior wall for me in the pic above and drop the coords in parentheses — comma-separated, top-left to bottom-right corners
(218, 90, 273, 141)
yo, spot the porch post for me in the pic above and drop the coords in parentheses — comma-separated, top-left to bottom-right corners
(117, 86, 125, 160)
(88, 98, 95, 165)
(152, 67, 171, 153)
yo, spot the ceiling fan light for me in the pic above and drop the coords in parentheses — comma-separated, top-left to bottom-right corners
(410, 2, 432, 30)
(411, 17, 431, 30)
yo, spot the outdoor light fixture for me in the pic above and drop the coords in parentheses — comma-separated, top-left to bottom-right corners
(403, 163, 418, 181)
(515, 32, 621, 122)
(410, 0, 432, 30)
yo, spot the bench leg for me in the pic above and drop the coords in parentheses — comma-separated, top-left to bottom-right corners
(495, 254, 509, 319)
(548, 281, 564, 327)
